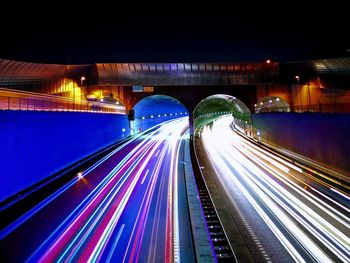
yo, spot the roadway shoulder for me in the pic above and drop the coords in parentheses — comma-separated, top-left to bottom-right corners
(183, 138, 216, 262)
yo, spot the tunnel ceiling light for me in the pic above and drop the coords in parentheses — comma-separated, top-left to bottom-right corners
(254, 104, 257, 107)
(260, 102, 264, 105)
(151, 115, 153, 118)
(122, 128, 126, 132)
(266, 59, 271, 64)
(276, 98, 280, 101)
(164, 114, 167, 116)
(116, 101, 119, 104)
(269, 100, 273, 103)
(100, 99, 104, 102)
(142, 116, 145, 119)
(158, 114, 161, 117)
(180, 112, 182, 115)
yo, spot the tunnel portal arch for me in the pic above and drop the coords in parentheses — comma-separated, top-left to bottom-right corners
(255, 96, 290, 113)
(193, 94, 251, 133)
(131, 95, 189, 133)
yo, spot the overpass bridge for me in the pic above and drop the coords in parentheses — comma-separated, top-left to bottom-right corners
(1, 58, 349, 114)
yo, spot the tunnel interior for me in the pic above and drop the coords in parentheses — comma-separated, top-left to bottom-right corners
(89, 92, 126, 112)
(132, 95, 188, 133)
(255, 96, 290, 113)
(193, 94, 251, 134)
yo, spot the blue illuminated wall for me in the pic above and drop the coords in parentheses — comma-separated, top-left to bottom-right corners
(132, 95, 188, 132)
(253, 113, 350, 175)
(0, 111, 130, 202)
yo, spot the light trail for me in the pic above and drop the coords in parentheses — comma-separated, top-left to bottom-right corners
(15, 117, 190, 262)
(200, 115, 350, 262)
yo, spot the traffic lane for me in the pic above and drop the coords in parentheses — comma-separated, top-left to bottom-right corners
(131, 143, 171, 262)
(79, 141, 166, 262)
(28, 117, 189, 262)
(222, 138, 350, 262)
(133, 120, 190, 263)
(201, 127, 296, 262)
(201, 117, 350, 262)
(221, 123, 350, 259)
(29, 124, 176, 261)
(232, 129, 350, 213)
(1, 125, 168, 262)
(135, 120, 189, 262)
(229, 135, 350, 236)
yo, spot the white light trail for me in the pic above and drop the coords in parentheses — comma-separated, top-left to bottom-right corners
(200, 116, 350, 262)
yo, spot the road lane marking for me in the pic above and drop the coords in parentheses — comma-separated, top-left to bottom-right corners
(106, 224, 125, 263)
(141, 169, 150, 185)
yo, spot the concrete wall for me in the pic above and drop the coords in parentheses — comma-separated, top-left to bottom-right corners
(253, 113, 350, 174)
(256, 84, 350, 113)
(0, 111, 130, 202)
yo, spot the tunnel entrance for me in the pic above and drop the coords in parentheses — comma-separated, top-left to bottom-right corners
(131, 95, 188, 134)
(255, 96, 290, 113)
(193, 94, 251, 135)
(87, 92, 126, 113)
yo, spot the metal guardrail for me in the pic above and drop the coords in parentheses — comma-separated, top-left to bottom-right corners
(0, 89, 126, 114)
(291, 102, 350, 113)
(257, 103, 350, 114)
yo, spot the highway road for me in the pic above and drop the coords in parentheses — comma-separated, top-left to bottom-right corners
(199, 115, 350, 262)
(1, 117, 195, 262)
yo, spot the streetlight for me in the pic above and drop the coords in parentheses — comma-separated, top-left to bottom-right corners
(295, 75, 300, 84)
(80, 76, 86, 86)
(295, 76, 302, 112)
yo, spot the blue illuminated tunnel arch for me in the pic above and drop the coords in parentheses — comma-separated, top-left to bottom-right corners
(132, 95, 188, 133)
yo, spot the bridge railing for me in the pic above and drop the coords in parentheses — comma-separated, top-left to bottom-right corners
(290, 102, 350, 113)
(0, 89, 126, 114)
(257, 103, 350, 113)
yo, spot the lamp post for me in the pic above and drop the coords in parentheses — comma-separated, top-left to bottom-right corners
(80, 76, 86, 87)
(295, 75, 302, 112)
(295, 75, 300, 84)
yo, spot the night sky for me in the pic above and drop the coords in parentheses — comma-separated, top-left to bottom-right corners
(1, 2, 349, 64)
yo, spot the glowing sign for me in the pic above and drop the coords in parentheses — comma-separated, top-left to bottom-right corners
(132, 86, 143, 92)
(143, 86, 154, 92)
(132, 86, 154, 92)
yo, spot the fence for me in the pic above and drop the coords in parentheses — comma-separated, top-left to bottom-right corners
(0, 89, 126, 114)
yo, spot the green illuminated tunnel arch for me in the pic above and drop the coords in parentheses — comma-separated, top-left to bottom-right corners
(193, 94, 251, 133)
